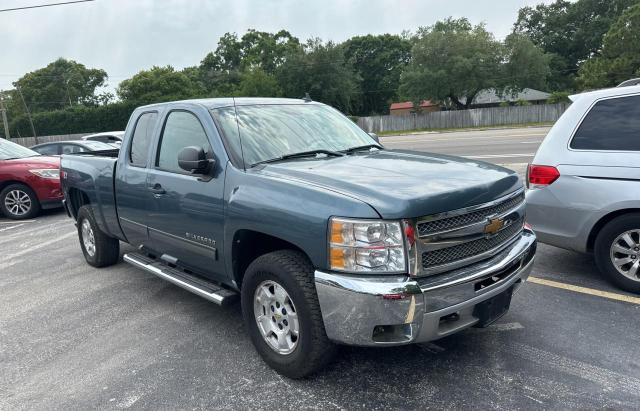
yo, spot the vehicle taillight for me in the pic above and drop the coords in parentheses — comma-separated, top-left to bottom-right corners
(527, 164, 560, 188)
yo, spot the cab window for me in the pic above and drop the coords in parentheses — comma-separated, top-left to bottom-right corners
(129, 112, 158, 167)
(61, 144, 85, 154)
(35, 144, 59, 155)
(156, 111, 213, 173)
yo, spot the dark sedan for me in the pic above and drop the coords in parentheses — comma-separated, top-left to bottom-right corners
(30, 140, 116, 156)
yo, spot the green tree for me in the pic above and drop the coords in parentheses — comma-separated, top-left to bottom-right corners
(399, 18, 548, 110)
(577, 3, 640, 88)
(342, 34, 412, 115)
(117, 66, 206, 105)
(199, 30, 301, 95)
(514, 0, 639, 90)
(234, 68, 282, 97)
(276, 39, 360, 113)
(11, 58, 108, 112)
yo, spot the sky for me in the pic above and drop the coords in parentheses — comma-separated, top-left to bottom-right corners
(0, 0, 556, 92)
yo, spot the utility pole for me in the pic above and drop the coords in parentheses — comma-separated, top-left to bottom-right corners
(65, 78, 73, 108)
(0, 90, 10, 139)
(16, 85, 37, 144)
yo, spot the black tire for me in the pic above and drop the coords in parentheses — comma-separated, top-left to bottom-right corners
(594, 213, 640, 294)
(77, 205, 120, 267)
(241, 250, 336, 379)
(0, 183, 40, 220)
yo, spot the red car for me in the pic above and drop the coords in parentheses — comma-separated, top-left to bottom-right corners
(0, 138, 63, 219)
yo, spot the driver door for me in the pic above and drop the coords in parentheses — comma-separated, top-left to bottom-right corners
(145, 109, 226, 282)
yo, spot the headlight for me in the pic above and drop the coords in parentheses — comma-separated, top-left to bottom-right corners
(28, 169, 60, 179)
(329, 217, 406, 273)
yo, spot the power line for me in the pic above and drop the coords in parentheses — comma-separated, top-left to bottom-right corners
(0, 0, 95, 13)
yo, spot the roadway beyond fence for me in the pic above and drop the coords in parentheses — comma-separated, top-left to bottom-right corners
(357, 103, 569, 133)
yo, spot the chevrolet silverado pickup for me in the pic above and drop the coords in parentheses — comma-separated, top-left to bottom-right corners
(60, 97, 536, 378)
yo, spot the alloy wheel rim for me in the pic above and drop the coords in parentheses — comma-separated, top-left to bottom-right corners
(610, 229, 640, 282)
(4, 189, 31, 216)
(253, 280, 299, 355)
(81, 219, 96, 257)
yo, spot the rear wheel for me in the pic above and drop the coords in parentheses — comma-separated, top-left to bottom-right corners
(594, 213, 640, 293)
(77, 205, 120, 267)
(241, 250, 336, 379)
(0, 184, 40, 220)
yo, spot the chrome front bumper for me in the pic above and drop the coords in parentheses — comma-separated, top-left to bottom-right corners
(314, 229, 536, 346)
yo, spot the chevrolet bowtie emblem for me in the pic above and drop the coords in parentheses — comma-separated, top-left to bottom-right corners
(484, 218, 505, 235)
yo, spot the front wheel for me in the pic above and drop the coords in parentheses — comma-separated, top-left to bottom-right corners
(594, 213, 640, 293)
(241, 250, 336, 379)
(77, 205, 120, 267)
(0, 184, 40, 220)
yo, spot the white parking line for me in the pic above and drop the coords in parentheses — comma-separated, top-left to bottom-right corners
(0, 224, 24, 232)
(0, 231, 76, 263)
(0, 219, 35, 224)
(383, 134, 546, 144)
(513, 342, 640, 395)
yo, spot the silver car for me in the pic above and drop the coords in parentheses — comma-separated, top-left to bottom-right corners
(81, 131, 124, 147)
(526, 84, 640, 293)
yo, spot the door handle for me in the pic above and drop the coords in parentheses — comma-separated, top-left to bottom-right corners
(149, 184, 166, 195)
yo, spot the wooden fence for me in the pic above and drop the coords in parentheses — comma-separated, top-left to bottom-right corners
(10, 133, 90, 147)
(8, 103, 569, 147)
(357, 103, 570, 133)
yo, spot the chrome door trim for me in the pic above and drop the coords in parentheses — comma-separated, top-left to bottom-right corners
(147, 225, 217, 252)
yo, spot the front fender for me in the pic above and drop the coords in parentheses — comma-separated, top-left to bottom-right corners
(223, 166, 379, 276)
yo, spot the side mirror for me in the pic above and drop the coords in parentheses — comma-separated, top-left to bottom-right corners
(368, 132, 380, 144)
(178, 146, 214, 174)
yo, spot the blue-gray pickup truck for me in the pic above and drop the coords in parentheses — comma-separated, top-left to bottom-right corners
(60, 97, 536, 378)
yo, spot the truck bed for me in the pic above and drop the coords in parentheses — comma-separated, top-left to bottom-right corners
(60, 152, 124, 240)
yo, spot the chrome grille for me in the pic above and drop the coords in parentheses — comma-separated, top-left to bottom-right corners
(421, 220, 523, 269)
(417, 193, 525, 237)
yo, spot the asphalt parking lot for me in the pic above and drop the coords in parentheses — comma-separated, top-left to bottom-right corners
(2, 127, 640, 410)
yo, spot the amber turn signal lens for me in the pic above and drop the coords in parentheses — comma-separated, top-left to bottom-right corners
(330, 221, 345, 244)
(330, 247, 345, 269)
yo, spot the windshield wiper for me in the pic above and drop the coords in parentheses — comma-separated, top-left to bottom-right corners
(251, 149, 344, 167)
(342, 144, 382, 154)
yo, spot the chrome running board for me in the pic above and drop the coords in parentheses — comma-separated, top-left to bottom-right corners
(123, 252, 238, 306)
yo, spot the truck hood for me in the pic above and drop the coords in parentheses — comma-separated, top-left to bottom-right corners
(256, 150, 522, 219)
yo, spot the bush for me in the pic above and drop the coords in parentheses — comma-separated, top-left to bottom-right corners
(546, 91, 571, 104)
(9, 102, 137, 137)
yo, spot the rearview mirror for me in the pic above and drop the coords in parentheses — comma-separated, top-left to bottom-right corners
(178, 146, 214, 174)
(368, 132, 380, 144)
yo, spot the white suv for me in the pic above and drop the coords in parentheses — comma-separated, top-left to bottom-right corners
(526, 84, 640, 293)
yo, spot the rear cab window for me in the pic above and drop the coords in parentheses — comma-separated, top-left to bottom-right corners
(129, 112, 158, 166)
(571, 95, 640, 151)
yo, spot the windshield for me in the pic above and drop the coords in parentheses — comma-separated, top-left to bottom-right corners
(82, 141, 116, 150)
(0, 139, 40, 160)
(211, 104, 376, 166)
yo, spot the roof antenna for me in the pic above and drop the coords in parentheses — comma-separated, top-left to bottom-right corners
(303, 92, 312, 102)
